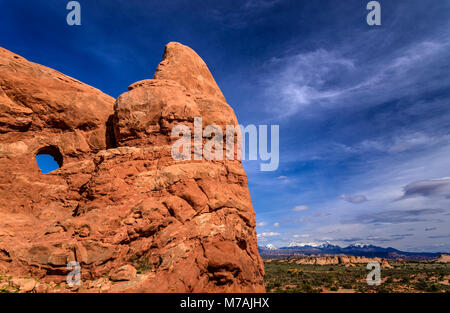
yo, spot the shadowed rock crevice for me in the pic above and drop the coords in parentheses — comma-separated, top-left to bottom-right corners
(105, 114, 117, 149)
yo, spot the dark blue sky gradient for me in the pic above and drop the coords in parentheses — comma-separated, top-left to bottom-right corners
(2, 0, 450, 251)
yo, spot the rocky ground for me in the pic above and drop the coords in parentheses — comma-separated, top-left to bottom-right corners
(0, 267, 158, 293)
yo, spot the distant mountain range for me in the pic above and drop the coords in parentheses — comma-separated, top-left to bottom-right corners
(258, 243, 445, 260)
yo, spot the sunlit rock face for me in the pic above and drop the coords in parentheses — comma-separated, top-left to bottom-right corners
(0, 43, 265, 292)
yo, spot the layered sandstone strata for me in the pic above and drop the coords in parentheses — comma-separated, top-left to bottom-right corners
(292, 256, 392, 268)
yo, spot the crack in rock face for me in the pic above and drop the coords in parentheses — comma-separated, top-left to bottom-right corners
(0, 43, 265, 292)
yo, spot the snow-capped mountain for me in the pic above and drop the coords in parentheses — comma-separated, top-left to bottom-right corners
(346, 243, 371, 249)
(286, 241, 338, 249)
(287, 241, 322, 248)
(265, 244, 278, 250)
(258, 243, 444, 260)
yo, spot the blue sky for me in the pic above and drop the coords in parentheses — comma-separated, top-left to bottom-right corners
(2, 0, 449, 252)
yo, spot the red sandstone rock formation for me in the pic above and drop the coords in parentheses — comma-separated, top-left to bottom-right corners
(0, 43, 265, 292)
(294, 256, 391, 267)
(434, 254, 450, 263)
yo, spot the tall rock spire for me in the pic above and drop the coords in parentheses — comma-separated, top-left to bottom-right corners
(0, 43, 265, 292)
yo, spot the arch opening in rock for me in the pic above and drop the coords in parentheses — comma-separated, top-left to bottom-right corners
(35, 145, 63, 173)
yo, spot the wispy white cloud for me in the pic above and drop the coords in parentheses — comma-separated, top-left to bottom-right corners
(276, 175, 293, 183)
(292, 205, 309, 211)
(258, 232, 281, 238)
(264, 39, 450, 118)
(353, 133, 450, 154)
